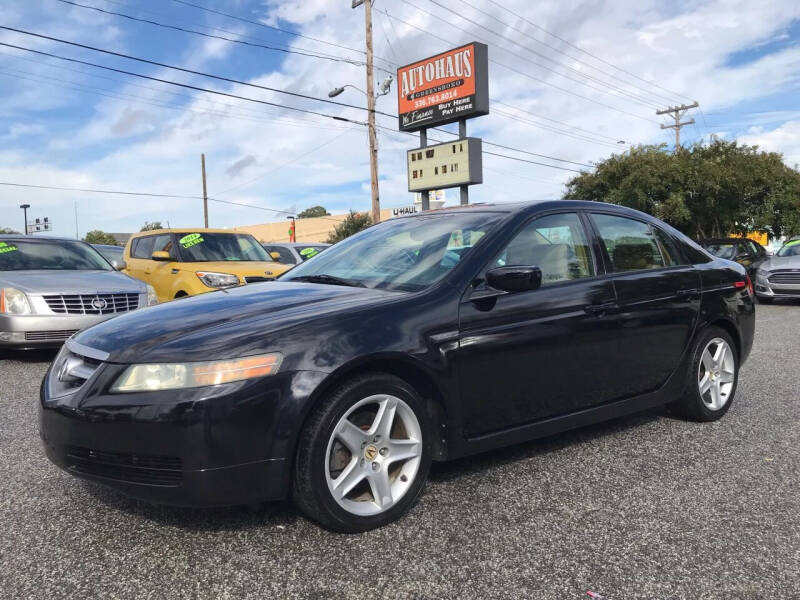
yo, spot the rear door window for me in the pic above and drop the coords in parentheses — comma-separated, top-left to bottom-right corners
(590, 214, 665, 272)
(131, 236, 156, 259)
(266, 246, 297, 264)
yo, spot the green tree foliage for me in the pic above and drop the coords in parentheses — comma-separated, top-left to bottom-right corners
(140, 221, 163, 231)
(0, 227, 19, 234)
(83, 230, 119, 245)
(297, 205, 330, 219)
(564, 140, 800, 239)
(326, 211, 372, 244)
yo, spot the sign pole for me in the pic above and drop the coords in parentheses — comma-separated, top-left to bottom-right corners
(420, 127, 430, 211)
(459, 119, 469, 206)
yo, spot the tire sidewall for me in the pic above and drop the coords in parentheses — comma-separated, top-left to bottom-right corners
(689, 327, 739, 420)
(308, 374, 433, 532)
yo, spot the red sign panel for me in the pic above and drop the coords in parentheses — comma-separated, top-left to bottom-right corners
(396, 42, 489, 132)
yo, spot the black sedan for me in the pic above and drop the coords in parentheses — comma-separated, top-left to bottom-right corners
(40, 201, 755, 532)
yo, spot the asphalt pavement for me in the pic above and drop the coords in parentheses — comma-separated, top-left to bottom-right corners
(1, 302, 798, 599)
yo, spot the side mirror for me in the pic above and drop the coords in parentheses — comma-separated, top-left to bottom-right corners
(151, 251, 171, 261)
(270, 251, 281, 261)
(486, 266, 542, 293)
(113, 260, 127, 271)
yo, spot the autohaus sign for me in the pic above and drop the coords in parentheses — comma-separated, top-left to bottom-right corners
(396, 42, 489, 132)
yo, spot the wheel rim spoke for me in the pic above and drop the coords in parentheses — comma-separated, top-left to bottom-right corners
(331, 457, 364, 498)
(713, 343, 727, 366)
(698, 373, 712, 395)
(368, 470, 393, 509)
(369, 396, 398, 439)
(701, 349, 715, 372)
(336, 419, 367, 454)
(719, 371, 735, 384)
(386, 439, 420, 464)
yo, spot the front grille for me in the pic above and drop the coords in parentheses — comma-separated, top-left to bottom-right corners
(43, 293, 139, 315)
(244, 276, 269, 283)
(768, 271, 800, 285)
(25, 330, 78, 342)
(48, 348, 102, 397)
(65, 446, 182, 486)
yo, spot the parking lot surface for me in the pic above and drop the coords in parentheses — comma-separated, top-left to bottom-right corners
(1, 303, 798, 599)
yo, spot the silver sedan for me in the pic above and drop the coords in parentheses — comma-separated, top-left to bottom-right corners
(0, 236, 157, 349)
(754, 241, 800, 303)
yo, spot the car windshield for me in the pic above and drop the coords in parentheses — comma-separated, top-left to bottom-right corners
(777, 241, 800, 257)
(0, 239, 112, 271)
(279, 212, 502, 291)
(95, 246, 123, 263)
(703, 242, 736, 259)
(297, 245, 328, 261)
(177, 233, 273, 262)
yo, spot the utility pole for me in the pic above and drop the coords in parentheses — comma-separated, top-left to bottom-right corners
(201, 153, 209, 228)
(353, 0, 380, 224)
(74, 201, 79, 239)
(19, 204, 30, 235)
(657, 101, 699, 150)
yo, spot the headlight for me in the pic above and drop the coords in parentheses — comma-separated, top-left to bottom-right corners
(756, 268, 769, 277)
(110, 353, 283, 392)
(0, 287, 32, 314)
(146, 284, 159, 306)
(196, 271, 240, 288)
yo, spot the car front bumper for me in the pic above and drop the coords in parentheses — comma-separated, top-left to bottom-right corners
(0, 312, 125, 348)
(754, 273, 800, 298)
(39, 352, 326, 507)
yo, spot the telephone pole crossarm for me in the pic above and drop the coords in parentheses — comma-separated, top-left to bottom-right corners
(656, 101, 699, 149)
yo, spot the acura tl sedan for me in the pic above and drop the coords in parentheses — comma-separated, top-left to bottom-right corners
(753, 239, 800, 303)
(1, 236, 157, 349)
(40, 202, 755, 532)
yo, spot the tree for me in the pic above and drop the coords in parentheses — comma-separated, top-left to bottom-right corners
(564, 140, 800, 240)
(326, 211, 372, 244)
(83, 230, 119, 245)
(140, 221, 163, 231)
(0, 227, 19, 234)
(298, 205, 330, 219)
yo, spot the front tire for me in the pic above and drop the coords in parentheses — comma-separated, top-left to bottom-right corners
(672, 327, 738, 422)
(293, 373, 432, 532)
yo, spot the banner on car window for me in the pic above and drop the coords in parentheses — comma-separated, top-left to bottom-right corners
(397, 42, 489, 132)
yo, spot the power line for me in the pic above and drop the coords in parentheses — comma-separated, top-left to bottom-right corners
(0, 40, 370, 125)
(379, 10, 659, 124)
(414, 0, 663, 109)
(52, 0, 368, 68)
(448, 0, 680, 107)
(483, 0, 695, 104)
(0, 27, 397, 119)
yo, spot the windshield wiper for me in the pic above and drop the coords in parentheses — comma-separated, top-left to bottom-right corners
(289, 274, 366, 288)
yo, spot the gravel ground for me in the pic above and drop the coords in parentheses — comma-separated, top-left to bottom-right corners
(1, 302, 799, 600)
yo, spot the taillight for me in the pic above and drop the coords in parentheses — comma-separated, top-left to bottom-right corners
(746, 274, 754, 297)
(734, 276, 754, 296)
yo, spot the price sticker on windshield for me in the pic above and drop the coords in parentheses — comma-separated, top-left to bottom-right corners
(0, 242, 18, 254)
(179, 233, 204, 249)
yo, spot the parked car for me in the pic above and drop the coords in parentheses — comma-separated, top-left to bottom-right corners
(41, 201, 754, 532)
(753, 239, 800, 303)
(122, 228, 292, 302)
(91, 244, 125, 269)
(701, 237, 768, 277)
(0, 236, 156, 348)
(262, 242, 331, 266)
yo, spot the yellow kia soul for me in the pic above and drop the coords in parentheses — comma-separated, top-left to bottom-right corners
(123, 229, 291, 301)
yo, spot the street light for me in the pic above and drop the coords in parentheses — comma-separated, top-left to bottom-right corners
(19, 204, 30, 235)
(328, 76, 393, 99)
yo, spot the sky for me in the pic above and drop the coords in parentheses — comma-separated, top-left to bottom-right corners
(0, 0, 799, 236)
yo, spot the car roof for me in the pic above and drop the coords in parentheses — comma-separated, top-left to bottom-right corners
(395, 199, 658, 221)
(267, 242, 331, 247)
(129, 228, 249, 237)
(0, 235, 85, 243)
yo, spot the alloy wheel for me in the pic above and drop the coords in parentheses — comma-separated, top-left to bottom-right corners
(697, 337, 735, 411)
(324, 394, 422, 516)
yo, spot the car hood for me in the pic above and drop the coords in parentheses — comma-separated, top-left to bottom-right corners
(73, 281, 399, 362)
(759, 255, 800, 271)
(171, 260, 291, 277)
(0, 270, 145, 294)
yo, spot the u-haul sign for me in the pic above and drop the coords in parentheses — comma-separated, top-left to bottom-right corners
(397, 42, 489, 132)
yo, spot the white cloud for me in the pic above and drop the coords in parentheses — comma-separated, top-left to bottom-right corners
(739, 120, 800, 165)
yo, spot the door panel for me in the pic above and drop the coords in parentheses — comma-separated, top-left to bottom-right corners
(458, 278, 619, 437)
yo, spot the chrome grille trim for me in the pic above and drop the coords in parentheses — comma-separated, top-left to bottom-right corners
(42, 293, 139, 315)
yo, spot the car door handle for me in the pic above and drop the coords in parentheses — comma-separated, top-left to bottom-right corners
(171, 268, 179, 274)
(584, 301, 617, 316)
(676, 289, 700, 301)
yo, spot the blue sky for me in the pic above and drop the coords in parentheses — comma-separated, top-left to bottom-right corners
(1, 0, 799, 238)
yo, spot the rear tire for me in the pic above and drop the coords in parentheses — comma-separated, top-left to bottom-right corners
(671, 326, 738, 422)
(293, 373, 432, 532)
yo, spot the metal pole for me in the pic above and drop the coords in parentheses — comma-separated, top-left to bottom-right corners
(458, 119, 468, 206)
(20, 204, 29, 235)
(74, 201, 79, 238)
(364, 0, 380, 224)
(201, 153, 209, 228)
(420, 128, 430, 211)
